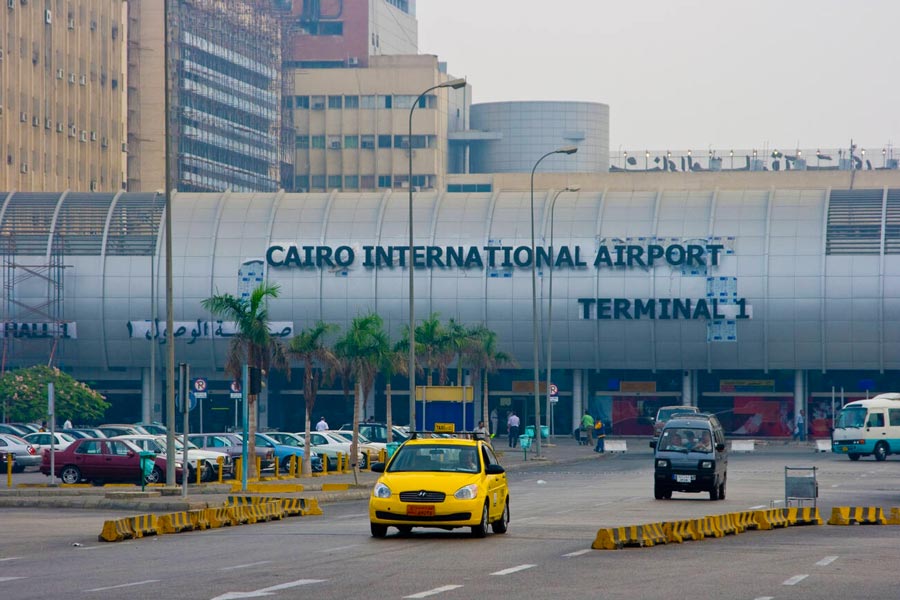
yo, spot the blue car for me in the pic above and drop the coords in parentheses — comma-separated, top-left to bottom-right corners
(252, 432, 323, 473)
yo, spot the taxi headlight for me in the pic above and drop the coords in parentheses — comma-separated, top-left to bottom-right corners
(373, 482, 391, 498)
(700, 460, 713, 469)
(454, 484, 479, 500)
(656, 459, 670, 468)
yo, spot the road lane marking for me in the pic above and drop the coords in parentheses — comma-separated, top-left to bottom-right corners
(562, 549, 592, 557)
(491, 564, 536, 576)
(749, 505, 766, 510)
(0, 557, 23, 562)
(0, 577, 26, 582)
(516, 517, 537, 523)
(219, 561, 272, 571)
(403, 585, 463, 598)
(85, 580, 160, 592)
(753, 597, 774, 600)
(335, 513, 367, 519)
(831, 484, 840, 488)
(816, 556, 838, 566)
(783, 574, 809, 586)
(319, 544, 360, 553)
(210, 579, 326, 600)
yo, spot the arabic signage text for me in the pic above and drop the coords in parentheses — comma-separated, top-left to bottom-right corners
(127, 320, 293, 343)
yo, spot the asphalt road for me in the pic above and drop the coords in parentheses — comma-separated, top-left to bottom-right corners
(1, 446, 898, 600)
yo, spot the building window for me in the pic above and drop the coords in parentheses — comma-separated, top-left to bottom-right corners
(327, 135, 342, 149)
(311, 175, 326, 189)
(377, 175, 392, 188)
(311, 95, 325, 110)
(361, 175, 375, 189)
(295, 175, 309, 190)
(328, 95, 343, 109)
(394, 174, 409, 188)
(394, 135, 409, 149)
(360, 95, 376, 109)
(295, 135, 309, 149)
(360, 135, 375, 149)
(327, 175, 342, 189)
(344, 175, 359, 189)
(344, 95, 359, 109)
(295, 95, 310, 109)
(379, 95, 392, 109)
(311, 135, 326, 149)
(378, 135, 392, 148)
(344, 135, 358, 149)
(448, 183, 493, 193)
(304, 21, 344, 36)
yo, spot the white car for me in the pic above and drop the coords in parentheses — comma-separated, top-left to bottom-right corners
(23, 431, 76, 452)
(296, 431, 368, 469)
(112, 435, 232, 481)
(329, 430, 385, 458)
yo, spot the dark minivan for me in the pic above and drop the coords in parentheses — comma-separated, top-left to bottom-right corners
(650, 413, 727, 501)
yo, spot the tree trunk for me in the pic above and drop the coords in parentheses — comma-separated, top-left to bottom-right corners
(248, 395, 258, 479)
(385, 382, 393, 443)
(351, 382, 361, 485)
(303, 402, 312, 476)
(483, 371, 490, 436)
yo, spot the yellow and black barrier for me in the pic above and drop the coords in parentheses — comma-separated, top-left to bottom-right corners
(592, 523, 668, 550)
(887, 507, 900, 525)
(129, 514, 158, 538)
(691, 516, 723, 538)
(98, 517, 136, 542)
(712, 513, 739, 535)
(663, 519, 703, 543)
(754, 508, 789, 530)
(827, 506, 887, 525)
(157, 511, 194, 534)
(784, 507, 822, 526)
(731, 511, 760, 532)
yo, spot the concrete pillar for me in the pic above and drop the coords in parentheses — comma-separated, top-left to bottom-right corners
(258, 386, 268, 431)
(141, 368, 151, 424)
(794, 369, 804, 424)
(682, 370, 693, 406)
(572, 369, 584, 429)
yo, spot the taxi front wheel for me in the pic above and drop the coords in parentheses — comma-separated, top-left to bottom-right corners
(471, 503, 489, 538)
(491, 500, 509, 534)
(370, 522, 388, 538)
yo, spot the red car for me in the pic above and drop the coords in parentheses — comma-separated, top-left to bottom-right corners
(40, 438, 183, 484)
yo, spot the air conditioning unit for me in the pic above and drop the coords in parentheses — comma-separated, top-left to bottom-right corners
(7, 0, 14, 9)
(79, 130, 87, 142)
(79, 75, 86, 85)
(100, 136, 108, 148)
(121, 142, 128, 153)
(90, 20, 96, 31)
(90, 131, 97, 141)
(89, 180, 98, 191)
(68, 73, 75, 84)
(69, 125, 77, 137)
(56, 123, 63, 133)
(347, 56, 359, 66)
(67, 17, 75, 30)
(20, 163, 28, 174)
(44, 9, 51, 23)
(56, 68, 63, 79)
(19, 111, 27, 122)
(45, 118, 52, 129)
(330, 141, 341, 149)
(32, 115, 40, 127)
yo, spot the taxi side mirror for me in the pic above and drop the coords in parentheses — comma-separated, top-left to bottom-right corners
(649, 440, 657, 449)
(370, 462, 385, 473)
(485, 464, 505, 475)
(715, 443, 726, 452)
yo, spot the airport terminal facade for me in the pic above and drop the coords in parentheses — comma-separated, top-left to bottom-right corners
(3, 169, 900, 438)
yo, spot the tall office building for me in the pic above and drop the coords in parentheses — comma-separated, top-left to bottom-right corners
(126, 0, 283, 193)
(0, 0, 128, 192)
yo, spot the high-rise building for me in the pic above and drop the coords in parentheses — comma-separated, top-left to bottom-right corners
(127, 0, 283, 193)
(0, 0, 128, 192)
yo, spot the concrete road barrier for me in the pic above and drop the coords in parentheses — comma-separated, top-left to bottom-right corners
(731, 511, 761, 531)
(815, 439, 831, 452)
(784, 507, 822, 526)
(754, 508, 789, 530)
(827, 506, 887, 525)
(98, 518, 135, 542)
(663, 519, 703, 543)
(887, 507, 900, 525)
(128, 514, 158, 538)
(592, 523, 667, 550)
(604, 440, 627, 453)
(157, 511, 195, 534)
(730, 440, 755, 452)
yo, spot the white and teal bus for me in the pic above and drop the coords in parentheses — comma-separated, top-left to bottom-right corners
(832, 393, 900, 461)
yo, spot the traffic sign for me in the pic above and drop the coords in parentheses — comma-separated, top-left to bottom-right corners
(549, 383, 559, 396)
(192, 378, 208, 399)
(229, 380, 242, 400)
(549, 396, 559, 404)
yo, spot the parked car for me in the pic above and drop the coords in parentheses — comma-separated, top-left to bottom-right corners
(136, 423, 167, 436)
(23, 431, 77, 452)
(62, 428, 107, 440)
(191, 432, 275, 471)
(97, 424, 144, 437)
(295, 431, 366, 470)
(9, 423, 41, 434)
(0, 424, 33, 437)
(40, 437, 183, 484)
(340, 422, 410, 445)
(241, 432, 322, 473)
(112, 435, 231, 481)
(329, 430, 385, 461)
(0, 433, 41, 472)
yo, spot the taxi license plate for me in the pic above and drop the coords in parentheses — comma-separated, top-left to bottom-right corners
(675, 474, 694, 483)
(406, 505, 435, 517)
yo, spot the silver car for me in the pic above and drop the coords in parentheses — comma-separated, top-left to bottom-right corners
(0, 433, 42, 472)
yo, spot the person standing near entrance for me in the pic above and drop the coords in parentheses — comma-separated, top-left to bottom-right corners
(507, 411, 520, 448)
(316, 416, 329, 431)
(490, 408, 498, 438)
(581, 410, 595, 448)
(793, 409, 806, 442)
(594, 417, 605, 453)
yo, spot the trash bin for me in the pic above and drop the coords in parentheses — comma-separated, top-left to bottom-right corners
(519, 435, 533, 450)
(525, 425, 536, 438)
(139, 452, 156, 489)
(386, 442, 400, 459)
(540, 425, 550, 439)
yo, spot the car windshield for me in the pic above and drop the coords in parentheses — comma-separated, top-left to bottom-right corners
(274, 435, 301, 447)
(659, 427, 712, 453)
(836, 406, 867, 429)
(388, 445, 480, 473)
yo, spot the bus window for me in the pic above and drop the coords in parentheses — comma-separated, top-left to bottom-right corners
(889, 409, 900, 427)
(867, 412, 885, 428)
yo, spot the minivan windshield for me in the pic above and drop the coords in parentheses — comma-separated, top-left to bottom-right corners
(835, 406, 867, 429)
(659, 427, 713, 453)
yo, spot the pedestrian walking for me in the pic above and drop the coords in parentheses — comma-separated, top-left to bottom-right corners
(580, 410, 595, 448)
(63, 418, 73, 429)
(507, 411, 520, 448)
(475, 420, 491, 446)
(490, 408, 498, 437)
(316, 416, 329, 431)
(594, 417, 606, 453)
(793, 409, 806, 442)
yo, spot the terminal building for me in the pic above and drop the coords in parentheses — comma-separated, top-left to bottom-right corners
(3, 168, 900, 438)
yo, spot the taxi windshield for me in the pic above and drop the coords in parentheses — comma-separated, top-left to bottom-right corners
(388, 445, 480, 473)
(836, 406, 866, 429)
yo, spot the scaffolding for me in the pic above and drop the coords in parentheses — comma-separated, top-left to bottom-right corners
(174, 0, 284, 192)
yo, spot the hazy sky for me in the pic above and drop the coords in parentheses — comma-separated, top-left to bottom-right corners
(417, 0, 900, 152)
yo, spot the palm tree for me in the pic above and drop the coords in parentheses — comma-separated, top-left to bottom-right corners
(445, 318, 470, 387)
(414, 312, 449, 386)
(201, 283, 287, 479)
(463, 325, 516, 434)
(287, 322, 337, 475)
(334, 313, 390, 483)
(383, 341, 409, 443)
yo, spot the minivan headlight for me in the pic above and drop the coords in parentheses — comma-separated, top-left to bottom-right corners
(700, 460, 713, 469)
(373, 482, 391, 498)
(656, 459, 670, 468)
(454, 484, 479, 500)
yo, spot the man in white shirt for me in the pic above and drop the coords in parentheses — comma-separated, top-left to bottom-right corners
(507, 411, 520, 448)
(63, 418, 73, 429)
(316, 417, 329, 431)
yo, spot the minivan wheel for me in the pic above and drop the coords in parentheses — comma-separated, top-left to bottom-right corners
(848, 453, 861, 461)
(874, 442, 888, 462)
(708, 484, 719, 501)
(654, 483, 667, 500)
(718, 480, 726, 500)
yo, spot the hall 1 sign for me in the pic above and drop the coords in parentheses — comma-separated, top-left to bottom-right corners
(2, 322, 77, 339)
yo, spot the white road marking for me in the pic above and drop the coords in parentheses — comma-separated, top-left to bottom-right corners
(403, 585, 463, 598)
(782, 574, 809, 586)
(491, 564, 536, 576)
(816, 556, 839, 566)
(831, 484, 840, 488)
(753, 596, 774, 600)
(335, 513, 367, 519)
(749, 505, 766, 510)
(516, 516, 538, 523)
(0, 557, 23, 562)
(562, 549, 592, 557)
(319, 544, 360, 553)
(85, 579, 160, 592)
(210, 579, 325, 600)
(219, 561, 272, 571)
(0, 577, 26, 582)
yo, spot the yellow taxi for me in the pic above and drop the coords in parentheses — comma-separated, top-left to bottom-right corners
(368, 436, 509, 538)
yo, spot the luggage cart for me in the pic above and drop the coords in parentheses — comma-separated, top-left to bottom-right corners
(784, 466, 818, 508)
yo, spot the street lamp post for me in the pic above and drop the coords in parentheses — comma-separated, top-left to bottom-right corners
(545, 185, 580, 440)
(163, 0, 177, 486)
(530, 147, 577, 458)
(408, 77, 466, 432)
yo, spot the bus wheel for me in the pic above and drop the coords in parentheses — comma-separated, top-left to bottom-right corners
(873, 443, 888, 462)
(848, 453, 861, 461)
